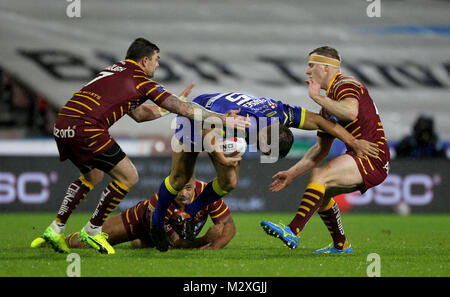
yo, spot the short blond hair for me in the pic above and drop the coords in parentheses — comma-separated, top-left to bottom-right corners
(309, 46, 341, 61)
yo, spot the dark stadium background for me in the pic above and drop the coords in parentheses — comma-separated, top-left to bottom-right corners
(1, 0, 449, 215)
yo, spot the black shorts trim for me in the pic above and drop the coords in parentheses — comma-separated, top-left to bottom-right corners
(76, 142, 126, 174)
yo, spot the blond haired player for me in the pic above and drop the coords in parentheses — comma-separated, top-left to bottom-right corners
(262, 46, 390, 253)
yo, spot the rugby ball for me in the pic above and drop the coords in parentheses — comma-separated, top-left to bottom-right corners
(221, 137, 247, 158)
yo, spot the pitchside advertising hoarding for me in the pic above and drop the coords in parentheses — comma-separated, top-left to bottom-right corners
(0, 155, 448, 213)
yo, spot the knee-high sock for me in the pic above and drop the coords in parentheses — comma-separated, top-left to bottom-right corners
(56, 176, 93, 225)
(184, 178, 228, 217)
(318, 199, 347, 249)
(89, 180, 129, 227)
(288, 182, 325, 236)
(152, 176, 179, 227)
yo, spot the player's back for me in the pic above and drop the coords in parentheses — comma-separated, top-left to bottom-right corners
(193, 92, 280, 118)
(189, 92, 306, 148)
(193, 92, 306, 130)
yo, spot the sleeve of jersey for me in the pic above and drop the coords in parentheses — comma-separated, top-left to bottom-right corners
(332, 81, 363, 102)
(148, 194, 158, 210)
(135, 78, 173, 105)
(208, 198, 231, 224)
(283, 104, 306, 129)
(316, 108, 336, 139)
(164, 224, 175, 237)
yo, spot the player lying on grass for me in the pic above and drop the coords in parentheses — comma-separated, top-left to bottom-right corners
(31, 177, 235, 250)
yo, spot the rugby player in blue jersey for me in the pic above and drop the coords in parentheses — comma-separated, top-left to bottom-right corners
(150, 92, 379, 251)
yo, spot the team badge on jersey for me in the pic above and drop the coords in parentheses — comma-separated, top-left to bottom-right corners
(268, 101, 277, 109)
(156, 85, 167, 94)
(287, 106, 296, 125)
(128, 104, 137, 113)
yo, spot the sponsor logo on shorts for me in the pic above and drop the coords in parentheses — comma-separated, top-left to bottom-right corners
(53, 125, 76, 138)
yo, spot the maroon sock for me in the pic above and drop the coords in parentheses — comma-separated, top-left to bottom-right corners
(318, 199, 347, 249)
(90, 180, 129, 226)
(288, 182, 325, 236)
(56, 178, 92, 224)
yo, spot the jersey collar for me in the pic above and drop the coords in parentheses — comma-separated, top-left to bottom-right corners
(125, 59, 140, 67)
(326, 72, 341, 96)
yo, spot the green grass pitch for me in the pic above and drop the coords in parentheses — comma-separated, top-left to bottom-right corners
(0, 212, 448, 277)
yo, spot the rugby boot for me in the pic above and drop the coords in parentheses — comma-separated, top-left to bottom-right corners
(30, 236, 47, 248)
(78, 227, 115, 254)
(313, 241, 353, 255)
(260, 221, 299, 249)
(42, 226, 70, 253)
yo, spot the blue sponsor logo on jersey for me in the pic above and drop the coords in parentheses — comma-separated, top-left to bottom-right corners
(156, 85, 166, 94)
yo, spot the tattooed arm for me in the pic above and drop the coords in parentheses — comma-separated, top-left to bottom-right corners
(131, 100, 218, 123)
(159, 95, 241, 125)
(129, 83, 195, 122)
(158, 90, 250, 130)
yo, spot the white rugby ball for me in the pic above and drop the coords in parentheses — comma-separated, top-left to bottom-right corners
(221, 137, 247, 158)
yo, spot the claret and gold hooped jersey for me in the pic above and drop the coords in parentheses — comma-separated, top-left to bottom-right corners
(57, 59, 172, 128)
(53, 59, 173, 161)
(318, 73, 390, 185)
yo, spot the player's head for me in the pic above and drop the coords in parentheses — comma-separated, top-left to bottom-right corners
(278, 125, 294, 158)
(126, 38, 160, 77)
(306, 46, 341, 88)
(173, 177, 196, 208)
(259, 123, 294, 159)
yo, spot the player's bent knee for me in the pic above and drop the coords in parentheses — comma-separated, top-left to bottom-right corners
(218, 177, 238, 193)
(170, 173, 191, 191)
(83, 170, 104, 187)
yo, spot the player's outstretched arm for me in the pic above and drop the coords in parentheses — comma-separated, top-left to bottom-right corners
(270, 136, 333, 192)
(169, 232, 205, 249)
(156, 82, 196, 116)
(128, 83, 196, 122)
(159, 93, 250, 130)
(169, 225, 222, 249)
(128, 104, 164, 122)
(302, 111, 379, 158)
(201, 216, 236, 250)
